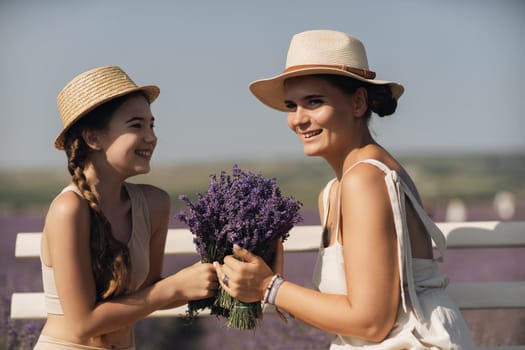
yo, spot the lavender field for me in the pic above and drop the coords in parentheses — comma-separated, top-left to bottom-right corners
(2, 201, 524, 349)
(1, 155, 524, 348)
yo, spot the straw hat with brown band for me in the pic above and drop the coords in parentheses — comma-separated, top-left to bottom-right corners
(249, 29, 404, 112)
(55, 65, 160, 150)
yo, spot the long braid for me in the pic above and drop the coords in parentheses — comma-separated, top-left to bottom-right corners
(64, 106, 132, 302)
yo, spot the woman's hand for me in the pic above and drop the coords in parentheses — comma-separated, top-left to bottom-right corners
(168, 262, 218, 302)
(214, 245, 275, 303)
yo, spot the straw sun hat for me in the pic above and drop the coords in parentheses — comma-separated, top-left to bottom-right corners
(55, 65, 160, 150)
(249, 29, 404, 112)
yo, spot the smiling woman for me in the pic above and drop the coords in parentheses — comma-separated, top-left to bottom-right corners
(33, 65, 218, 349)
(214, 29, 476, 349)
(282, 74, 397, 160)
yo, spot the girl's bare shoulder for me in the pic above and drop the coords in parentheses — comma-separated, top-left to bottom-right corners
(43, 189, 91, 250)
(46, 189, 90, 223)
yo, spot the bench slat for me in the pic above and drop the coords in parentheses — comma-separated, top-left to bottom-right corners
(14, 221, 525, 258)
(447, 281, 525, 309)
(10, 221, 525, 349)
(438, 221, 525, 248)
(10, 293, 278, 319)
(14, 232, 42, 258)
(11, 281, 525, 319)
(9, 292, 189, 319)
(10, 293, 47, 319)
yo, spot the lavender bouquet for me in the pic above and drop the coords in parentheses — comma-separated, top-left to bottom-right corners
(177, 165, 302, 330)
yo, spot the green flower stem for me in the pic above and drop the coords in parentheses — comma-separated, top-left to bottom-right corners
(228, 299, 263, 330)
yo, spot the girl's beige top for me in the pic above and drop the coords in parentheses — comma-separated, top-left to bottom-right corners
(41, 182, 151, 315)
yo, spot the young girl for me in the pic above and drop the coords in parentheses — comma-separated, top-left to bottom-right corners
(214, 30, 475, 349)
(34, 65, 217, 349)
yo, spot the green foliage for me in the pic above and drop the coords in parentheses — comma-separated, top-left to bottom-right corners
(400, 153, 525, 203)
(1, 153, 523, 213)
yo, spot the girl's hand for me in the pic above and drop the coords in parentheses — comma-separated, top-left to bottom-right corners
(169, 262, 218, 301)
(214, 245, 274, 303)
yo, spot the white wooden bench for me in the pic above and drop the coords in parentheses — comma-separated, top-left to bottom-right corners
(10, 221, 525, 349)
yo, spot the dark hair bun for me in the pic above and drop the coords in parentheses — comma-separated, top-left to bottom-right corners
(369, 85, 397, 117)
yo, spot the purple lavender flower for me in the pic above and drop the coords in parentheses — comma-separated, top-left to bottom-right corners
(177, 165, 302, 329)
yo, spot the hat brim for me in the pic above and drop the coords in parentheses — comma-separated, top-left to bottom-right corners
(54, 84, 160, 150)
(249, 67, 404, 112)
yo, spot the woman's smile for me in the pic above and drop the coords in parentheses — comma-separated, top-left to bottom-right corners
(299, 129, 323, 141)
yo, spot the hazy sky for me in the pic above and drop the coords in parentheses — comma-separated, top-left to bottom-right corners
(1, 0, 524, 170)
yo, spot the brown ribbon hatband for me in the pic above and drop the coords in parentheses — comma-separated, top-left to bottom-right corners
(284, 64, 376, 79)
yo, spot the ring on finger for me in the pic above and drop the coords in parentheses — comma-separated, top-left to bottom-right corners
(222, 274, 230, 287)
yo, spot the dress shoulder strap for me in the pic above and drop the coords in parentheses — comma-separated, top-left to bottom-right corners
(123, 182, 152, 238)
(123, 182, 152, 291)
(341, 158, 391, 177)
(334, 159, 391, 241)
(123, 182, 151, 230)
(56, 185, 83, 199)
(321, 178, 337, 227)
